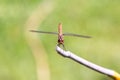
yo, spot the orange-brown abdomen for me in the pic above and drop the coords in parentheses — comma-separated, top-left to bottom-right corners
(58, 23, 62, 36)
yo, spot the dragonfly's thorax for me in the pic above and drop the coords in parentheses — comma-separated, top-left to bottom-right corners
(58, 35, 64, 44)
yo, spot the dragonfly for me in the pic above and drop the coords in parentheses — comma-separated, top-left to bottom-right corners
(30, 23, 91, 48)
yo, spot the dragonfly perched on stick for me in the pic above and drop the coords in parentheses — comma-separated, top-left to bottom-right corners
(30, 23, 91, 48)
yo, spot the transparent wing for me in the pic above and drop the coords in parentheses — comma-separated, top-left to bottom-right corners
(63, 33, 91, 38)
(30, 30, 58, 35)
(30, 30, 92, 38)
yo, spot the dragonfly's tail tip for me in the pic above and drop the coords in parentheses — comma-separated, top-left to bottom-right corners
(59, 22, 62, 25)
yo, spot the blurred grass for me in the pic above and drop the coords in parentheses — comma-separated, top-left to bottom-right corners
(0, 0, 41, 80)
(0, 0, 120, 80)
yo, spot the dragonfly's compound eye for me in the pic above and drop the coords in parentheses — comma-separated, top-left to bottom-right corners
(58, 39, 64, 44)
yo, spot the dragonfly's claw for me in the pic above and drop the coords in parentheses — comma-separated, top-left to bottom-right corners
(57, 44, 66, 50)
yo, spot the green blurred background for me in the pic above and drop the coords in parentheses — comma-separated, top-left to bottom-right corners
(0, 0, 120, 80)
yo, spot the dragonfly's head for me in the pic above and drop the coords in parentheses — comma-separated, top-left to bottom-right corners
(58, 35, 64, 45)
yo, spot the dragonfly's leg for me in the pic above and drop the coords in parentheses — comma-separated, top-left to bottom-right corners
(57, 44, 66, 50)
(62, 44, 66, 50)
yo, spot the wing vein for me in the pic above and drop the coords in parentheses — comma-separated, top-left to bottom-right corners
(63, 33, 91, 38)
(30, 30, 58, 35)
